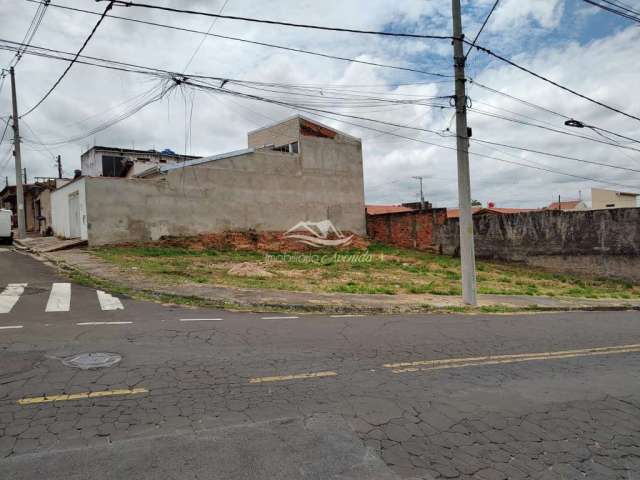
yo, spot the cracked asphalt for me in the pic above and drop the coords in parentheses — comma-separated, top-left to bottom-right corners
(1, 249, 640, 479)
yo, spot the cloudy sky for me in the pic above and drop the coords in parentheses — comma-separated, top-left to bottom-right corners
(0, 0, 638, 208)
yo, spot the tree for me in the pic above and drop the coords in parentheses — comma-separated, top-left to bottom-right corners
(471, 199, 482, 207)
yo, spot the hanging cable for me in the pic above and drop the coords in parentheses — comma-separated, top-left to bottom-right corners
(469, 42, 640, 124)
(98, 0, 453, 39)
(26, 0, 453, 79)
(20, 1, 115, 118)
(465, 0, 499, 59)
(581, 0, 640, 23)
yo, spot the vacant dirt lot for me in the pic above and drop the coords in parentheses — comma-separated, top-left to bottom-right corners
(92, 244, 640, 299)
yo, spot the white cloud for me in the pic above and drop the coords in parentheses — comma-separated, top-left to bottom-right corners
(0, 0, 638, 211)
(489, 0, 564, 31)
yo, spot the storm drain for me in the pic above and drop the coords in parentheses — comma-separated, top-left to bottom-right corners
(62, 353, 122, 370)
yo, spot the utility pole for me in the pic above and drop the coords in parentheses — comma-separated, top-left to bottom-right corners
(451, 0, 477, 305)
(412, 176, 425, 210)
(56, 155, 62, 179)
(9, 67, 26, 239)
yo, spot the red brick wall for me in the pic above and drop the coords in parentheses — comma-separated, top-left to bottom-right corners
(366, 209, 447, 250)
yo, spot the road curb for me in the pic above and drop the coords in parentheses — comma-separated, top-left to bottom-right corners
(24, 247, 640, 315)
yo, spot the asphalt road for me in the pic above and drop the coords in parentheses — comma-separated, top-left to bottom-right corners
(1, 247, 639, 479)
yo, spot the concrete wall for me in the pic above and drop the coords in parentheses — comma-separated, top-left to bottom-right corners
(434, 208, 640, 281)
(51, 178, 88, 240)
(591, 187, 638, 209)
(367, 209, 447, 250)
(83, 141, 365, 245)
(247, 116, 300, 149)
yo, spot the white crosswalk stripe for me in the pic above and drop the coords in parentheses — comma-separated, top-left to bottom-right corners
(45, 283, 71, 312)
(0, 283, 125, 313)
(0, 283, 27, 314)
(97, 290, 124, 311)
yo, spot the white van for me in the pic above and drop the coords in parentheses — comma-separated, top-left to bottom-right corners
(0, 209, 12, 244)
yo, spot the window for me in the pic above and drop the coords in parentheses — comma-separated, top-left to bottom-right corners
(272, 142, 299, 153)
(101, 155, 125, 177)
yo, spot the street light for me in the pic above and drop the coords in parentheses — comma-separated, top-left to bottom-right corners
(564, 119, 586, 128)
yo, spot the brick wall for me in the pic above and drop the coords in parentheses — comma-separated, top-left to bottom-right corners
(366, 209, 447, 250)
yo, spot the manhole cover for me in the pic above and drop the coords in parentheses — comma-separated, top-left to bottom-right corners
(62, 353, 122, 370)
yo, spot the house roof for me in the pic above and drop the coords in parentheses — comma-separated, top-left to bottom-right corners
(547, 200, 582, 210)
(446, 207, 482, 219)
(366, 204, 416, 215)
(82, 145, 200, 160)
(158, 148, 255, 173)
(447, 207, 538, 218)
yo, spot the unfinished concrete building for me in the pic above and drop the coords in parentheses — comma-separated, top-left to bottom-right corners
(51, 116, 365, 246)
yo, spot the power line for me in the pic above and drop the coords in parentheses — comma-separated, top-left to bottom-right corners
(100, 0, 640, 125)
(0, 38, 452, 108)
(20, 1, 115, 118)
(0, 117, 10, 145)
(7, 29, 638, 184)
(183, 78, 640, 189)
(469, 107, 640, 154)
(182, 0, 230, 72)
(27, 0, 453, 79)
(22, 81, 175, 147)
(599, 0, 640, 15)
(471, 137, 640, 174)
(469, 79, 640, 145)
(469, 42, 640, 124)
(0, 38, 177, 77)
(6, 35, 640, 178)
(320, 112, 640, 192)
(9, 0, 49, 68)
(581, 0, 640, 22)
(465, 0, 499, 59)
(99, 0, 453, 40)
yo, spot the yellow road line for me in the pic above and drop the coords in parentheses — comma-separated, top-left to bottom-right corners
(387, 344, 640, 374)
(17, 387, 148, 405)
(384, 343, 640, 369)
(249, 371, 337, 384)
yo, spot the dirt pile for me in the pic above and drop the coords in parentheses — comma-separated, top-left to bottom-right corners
(227, 262, 274, 278)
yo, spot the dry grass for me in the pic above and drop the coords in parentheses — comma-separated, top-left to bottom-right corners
(92, 244, 640, 299)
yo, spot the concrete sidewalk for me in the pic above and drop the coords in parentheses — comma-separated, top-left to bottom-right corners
(37, 248, 640, 314)
(14, 236, 87, 253)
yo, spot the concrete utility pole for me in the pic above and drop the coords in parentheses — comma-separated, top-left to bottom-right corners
(451, 0, 477, 305)
(412, 176, 425, 210)
(9, 67, 26, 239)
(56, 155, 62, 179)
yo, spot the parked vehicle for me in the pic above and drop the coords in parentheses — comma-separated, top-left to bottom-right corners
(0, 209, 13, 244)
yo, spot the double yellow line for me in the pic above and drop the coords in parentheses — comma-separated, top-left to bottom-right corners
(384, 343, 640, 374)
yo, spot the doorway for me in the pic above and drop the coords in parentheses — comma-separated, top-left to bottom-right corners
(68, 192, 81, 238)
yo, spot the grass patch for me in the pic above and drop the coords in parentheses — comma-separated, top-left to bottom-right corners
(91, 243, 640, 299)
